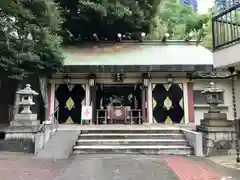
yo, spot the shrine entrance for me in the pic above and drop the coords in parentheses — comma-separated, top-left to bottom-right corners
(55, 84, 85, 124)
(152, 83, 184, 124)
(95, 84, 142, 124)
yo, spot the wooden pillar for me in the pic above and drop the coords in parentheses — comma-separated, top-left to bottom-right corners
(142, 86, 148, 123)
(147, 81, 153, 123)
(47, 83, 52, 118)
(85, 84, 90, 105)
(183, 82, 189, 124)
(187, 82, 195, 123)
(90, 85, 97, 124)
(141, 87, 145, 122)
(49, 83, 55, 121)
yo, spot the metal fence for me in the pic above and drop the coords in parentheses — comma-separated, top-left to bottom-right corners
(212, 2, 240, 50)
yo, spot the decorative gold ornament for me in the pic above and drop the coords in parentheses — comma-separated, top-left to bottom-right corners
(163, 84, 171, 91)
(165, 116, 173, 124)
(65, 117, 74, 124)
(152, 98, 157, 109)
(65, 97, 75, 110)
(164, 96, 172, 110)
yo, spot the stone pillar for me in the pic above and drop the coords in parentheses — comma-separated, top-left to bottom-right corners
(4, 84, 40, 153)
(197, 82, 236, 156)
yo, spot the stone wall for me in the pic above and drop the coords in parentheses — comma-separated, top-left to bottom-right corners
(202, 129, 236, 156)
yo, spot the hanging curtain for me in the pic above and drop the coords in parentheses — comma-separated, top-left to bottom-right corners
(39, 76, 48, 121)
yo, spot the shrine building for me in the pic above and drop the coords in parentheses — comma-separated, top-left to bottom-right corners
(47, 40, 234, 125)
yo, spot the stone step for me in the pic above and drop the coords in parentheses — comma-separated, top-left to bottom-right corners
(76, 139, 188, 146)
(73, 145, 193, 155)
(80, 129, 181, 134)
(79, 133, 185, 139)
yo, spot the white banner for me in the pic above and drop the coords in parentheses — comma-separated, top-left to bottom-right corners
(81, 106, 92, 120)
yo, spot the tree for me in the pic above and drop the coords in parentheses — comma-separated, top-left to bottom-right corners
(0, 0, 63, 80)
(147, 0, 211, 41)
(56, 0, 163, 43)
(201, 20, 212, 50)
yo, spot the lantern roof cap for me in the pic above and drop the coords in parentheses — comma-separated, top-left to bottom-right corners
(201, 82, 225, 94)
(16, 84, 39, 95)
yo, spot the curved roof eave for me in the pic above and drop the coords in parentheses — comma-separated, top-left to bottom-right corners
(63, 43, 213, 66)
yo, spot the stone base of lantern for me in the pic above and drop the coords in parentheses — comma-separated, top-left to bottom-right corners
(3, 113, 40, 154)
(10, 120, 40, 127)
(14, 113, 38, 121)
(197, 112, 236, 156)
(4, 126, 40, 153)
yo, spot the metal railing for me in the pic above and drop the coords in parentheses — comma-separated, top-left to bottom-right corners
(212, 2, 240, 50)
(39, 107, 59, 145)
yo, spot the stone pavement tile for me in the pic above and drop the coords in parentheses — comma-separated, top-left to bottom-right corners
(180, 156, 240, 180)
(207, 155, 240, 171)
(0, 158, 69, 180)
(165, 156, 220, 180)
(3, 153, 240, 180)
(0, 151, 33, 160)
(57, 154, 179, 180)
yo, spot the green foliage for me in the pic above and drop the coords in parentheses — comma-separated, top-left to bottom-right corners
(56, 0, 163, 43)
(0, 0, 63, 80)
(56, 0, 213, 47)
(147, 0, 211, 43)
(201, 20, 212, 50)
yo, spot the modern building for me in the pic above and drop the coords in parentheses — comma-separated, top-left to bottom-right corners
(179, 0, 198, 12)
(214, 0, 239, 13)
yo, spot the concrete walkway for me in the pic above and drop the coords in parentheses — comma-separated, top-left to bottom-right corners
(0, 152, 239, 180)
(35, 130, 79, 159)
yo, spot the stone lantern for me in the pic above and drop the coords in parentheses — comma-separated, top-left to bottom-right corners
(17, 84, 39, 114)
(201, 82, 224, 113)
(197, 82, 236, 157)
(12, 84, 39, 126)
(4, 84, 41, 153)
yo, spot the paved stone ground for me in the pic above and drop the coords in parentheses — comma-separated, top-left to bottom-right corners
(207, 155, 240, 171)
(0, 152, 240, 180)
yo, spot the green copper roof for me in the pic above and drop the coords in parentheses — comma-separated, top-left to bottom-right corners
(63, 42, 213, 66)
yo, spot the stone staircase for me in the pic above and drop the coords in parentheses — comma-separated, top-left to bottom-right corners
(73, 128, 193, 155)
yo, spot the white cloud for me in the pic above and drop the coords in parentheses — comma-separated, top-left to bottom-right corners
(198, 0, 214, 13)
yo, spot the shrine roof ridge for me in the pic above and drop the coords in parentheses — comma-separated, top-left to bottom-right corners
(67, 40, 200, 46)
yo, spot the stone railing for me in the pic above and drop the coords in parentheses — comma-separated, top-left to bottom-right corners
(181, 129, 203, 157)
(35, 107, 59, 154)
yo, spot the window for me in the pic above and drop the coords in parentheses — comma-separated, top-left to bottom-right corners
(193, 90, 224, 105)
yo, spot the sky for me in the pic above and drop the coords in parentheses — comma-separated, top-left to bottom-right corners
(198, 0, 214, 13)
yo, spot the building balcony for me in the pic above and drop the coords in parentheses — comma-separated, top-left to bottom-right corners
(213, 2, 240, 69)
